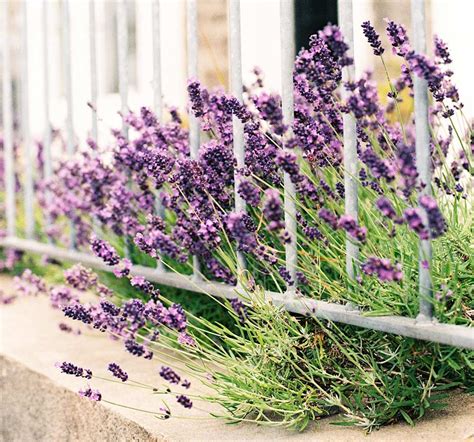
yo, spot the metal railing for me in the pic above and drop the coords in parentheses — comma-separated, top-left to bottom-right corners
(1, 0, 473, 350)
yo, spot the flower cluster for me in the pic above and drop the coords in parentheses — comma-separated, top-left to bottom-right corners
(361, 257, 403, 282)
(108, 363, 128, 382)
(78, 386, 102, 401)
(56, 361, 92, 379)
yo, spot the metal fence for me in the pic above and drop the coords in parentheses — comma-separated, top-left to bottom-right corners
(1, 0, 473, 350)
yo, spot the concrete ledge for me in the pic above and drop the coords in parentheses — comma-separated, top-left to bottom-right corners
(1, 275, 473, 441)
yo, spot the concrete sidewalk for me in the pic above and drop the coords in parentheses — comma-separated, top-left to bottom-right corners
(1, 274, 473, 441)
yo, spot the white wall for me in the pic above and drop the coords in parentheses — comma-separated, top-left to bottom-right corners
(20, 0, 474, 149)
(431, 0, 474, 120)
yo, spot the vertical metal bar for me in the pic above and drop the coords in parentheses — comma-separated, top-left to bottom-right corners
(411, 0, 433, 321)
(280, 0, 297, 295)
(22, 1, 34, 239)
(42, 0, 52, 237)
(152, 0, 166, 273)
(186, 0, 201, 279)
(62, 0, 75, 248)
(89, 0, 98, 143)
(116, 0, 133, 260)
(117, 0, 129, 139)
(152, 0, 163, 124)
(1, 0, 15, 238)
(228, 0, 246, 275)
(186, 0, 199, 159)
(338, 0, 359, 281)
(62, 0, 74, 156)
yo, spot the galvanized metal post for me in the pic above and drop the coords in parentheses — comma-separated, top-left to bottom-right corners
(1, 0, 15, 238)
(62, 0, 76, 248)
(62, 0, 74, 156)
(152, 0, 166, 273)
(89, 0, 98, 143)
(152, 0, 163, 124)
(186, 0, 201, 279)
(42, 0, 52, 238)
(117, 0, 129, 139)
(338, 0, 359, 282)
(22, 1, 34, 240)
(411, 0, 433, 321)
(280, 0, 297, 295)
(228, 0, 246, 276)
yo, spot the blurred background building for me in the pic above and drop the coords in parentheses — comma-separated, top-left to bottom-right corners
(1, 0, 473, 148)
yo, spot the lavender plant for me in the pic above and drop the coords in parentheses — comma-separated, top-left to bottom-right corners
(1, 19, 473, 431)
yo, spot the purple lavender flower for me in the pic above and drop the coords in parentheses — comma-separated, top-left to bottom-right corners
(359, 148, 395, 182)
(58, 323, 80, 335)
(178, 332, 196, 347)
(56, 361, 92, 379)
(404, 208, 429, 240)
(361, 257, 403, 282)
(90, 236, 120, 266)
(337, 215, 367, 242)
(187, 78, 204, 117)
(318, 209, 338, 230)
(113, 258, 131, 278)
(376, 197, 401, 223)
(361, 21, 384, 56)
(78, 386, 102, 401)
(176, 394, 193, 409)
(50, 286, 77, 309)
(263, 189, 284, 232)
(181, 379, 191, 389)
(296, 271, 309, 286)
(64, 264, 98, 291)
(252, 92, 287, 135)
(230, 298, 247, 323)
(419, 195, 447, 238)
(226, 212, 257, 253)
(63, 302, 94, 324)
(124, 339, 146, 357)
(108, 363, 128, 382)
(278, 267, 294, 286)
(14, 269, 47, 297)
(434, 35, 452, 64)
(238, 179, 261, 206)
(159, 366, 181, 384)
(165, 303, 187, 332)
(385, 19, 410, 57)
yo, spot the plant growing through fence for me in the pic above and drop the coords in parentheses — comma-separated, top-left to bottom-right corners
(1, 19, 473, 431)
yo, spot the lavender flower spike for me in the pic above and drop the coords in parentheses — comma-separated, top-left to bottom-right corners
(78, 386, 102, 401)
(361, 21, 384, 56)
(56, 361, 92, 379)
(90, 236, 120, 266)
(108, 363, 128, 382)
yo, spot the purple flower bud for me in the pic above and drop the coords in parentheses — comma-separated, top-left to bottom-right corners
(176, 394, 193, 409)
(108, 363, 128, 382)
(78, 386, 101, 401)
(419, 195, 447, 238)
(385, 19, 410, 57)
(263, 189, 284, 232)
(230, 298, 247, 323)
(361, 257, 403, 282)
(64, 264, 98, 291)
(361, 21, 384, 56)
(404, 208, 429, 240)
(90, 236, 120, 266)
(159, 366, 181, 384)
(56, 361, 92, 379)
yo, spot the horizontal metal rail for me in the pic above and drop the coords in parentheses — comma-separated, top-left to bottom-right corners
(2, 236, 473, 350)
